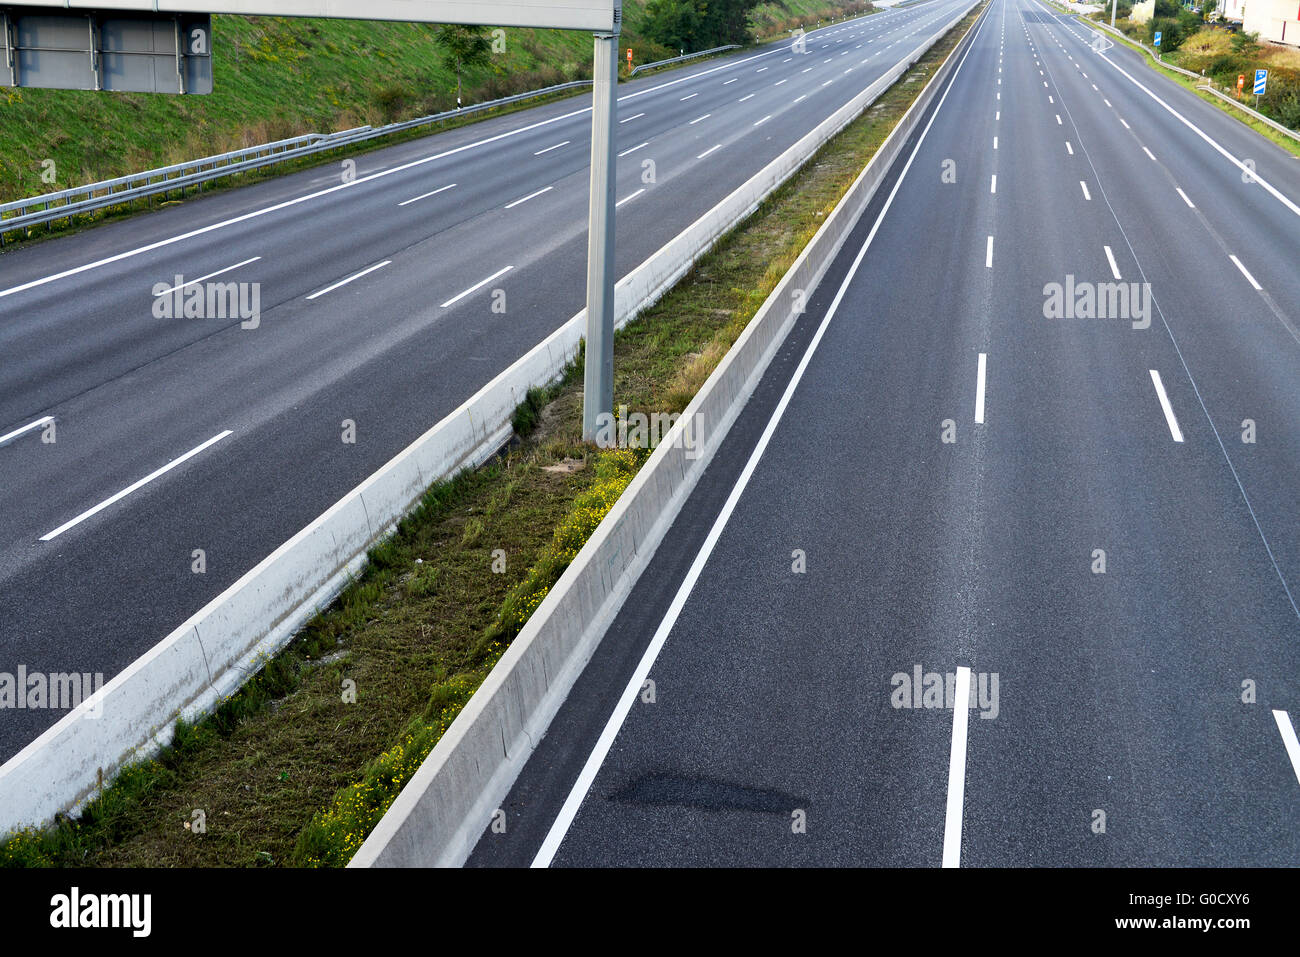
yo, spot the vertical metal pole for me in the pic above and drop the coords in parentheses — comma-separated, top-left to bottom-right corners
(1111, 0, 1117, 28)
(583, 32, 618, 443)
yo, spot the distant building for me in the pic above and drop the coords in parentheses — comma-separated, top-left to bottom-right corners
(1216, 0, 1247, 21)
(1243, 0, 1300, 44)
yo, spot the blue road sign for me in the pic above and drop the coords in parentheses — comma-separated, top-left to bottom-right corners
(1153, 31, 1162, 46)
(1254, 69, 1268, 95)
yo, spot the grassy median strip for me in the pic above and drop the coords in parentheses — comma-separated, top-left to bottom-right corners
(0, 2, 984, 869)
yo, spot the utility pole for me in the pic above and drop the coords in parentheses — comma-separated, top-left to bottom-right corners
(583, 30, 619, 443)
(1111, 0, 1117, 28)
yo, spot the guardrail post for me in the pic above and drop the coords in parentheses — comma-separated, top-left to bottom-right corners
(583, 31, 619, 443)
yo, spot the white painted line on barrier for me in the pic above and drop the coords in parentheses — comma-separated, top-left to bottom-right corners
(41, 431, 233, 541)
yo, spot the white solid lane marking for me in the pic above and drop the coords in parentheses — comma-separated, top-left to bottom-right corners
(697, 144, 723, 159)
(975, 354, 987, 424)
(530, 8, 995, 867)
(1080, 180, 1091, 200)
(398, 184, 457, 206)
(307, 260, 392, 300)
(1229, 254, 1263, 291)
(1142, 146, 1156, 161)
(533, 141, 570, 155)
(616, 188, 645, 208)
(1104, 245, 1121, 279)
(0, 415, 54, 448)
(690, 113, 711, 124)
(440, 265, 513, 308)
(617, 142, 649, 158)
(153, 257, 261, 296)
(40, 431, 233, 541)
(1149, 370, 1185, 443)
(942, 666, 972, 868)
(1275, 710, 1300, 788)
(504, 185, 554, 208)
(986, 236, 994, 268)
(1176, 187, 1195, 208)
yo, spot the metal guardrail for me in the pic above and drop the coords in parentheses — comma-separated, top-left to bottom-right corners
(0, 79, 593, 242)
(628, 44, 741, 77)
(1082, 18, 1300, 140)
(1197, 83, 1300, 142)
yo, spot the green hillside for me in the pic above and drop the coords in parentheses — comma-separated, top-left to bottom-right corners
(0, 1, 869, 204)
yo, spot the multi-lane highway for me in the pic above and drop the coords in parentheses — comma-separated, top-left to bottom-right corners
(469, 0, 1300, 866)
(0, 0, 977, 758)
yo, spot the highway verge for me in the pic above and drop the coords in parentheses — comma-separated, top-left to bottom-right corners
(0, 0, 985, 868)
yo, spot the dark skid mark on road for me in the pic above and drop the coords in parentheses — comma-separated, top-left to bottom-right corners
(607, 771, 808, 815)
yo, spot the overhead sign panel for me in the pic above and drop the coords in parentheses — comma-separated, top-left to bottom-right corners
(0, 0, 621, 32)
(1, 9, 212, 92)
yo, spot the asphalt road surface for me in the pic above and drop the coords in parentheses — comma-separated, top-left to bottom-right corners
(468, 0, 1300, 867)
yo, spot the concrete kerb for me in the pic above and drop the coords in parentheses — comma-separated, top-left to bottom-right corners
(351, 0, 985, 869)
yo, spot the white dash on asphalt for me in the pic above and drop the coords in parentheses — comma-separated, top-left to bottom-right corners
(690, 113, 711, 124)
(1274, 710, 1300, 788)
(680, 92, 699, 101)
(739, 93, 756, 102)
(1080, 180, 1091, 200)
(504, 185, 554, 208)
(40, 431, 233, 541)
(0, 415, 54, 448)
(153, 257, 261, 296)
(1066, 141, 1074, 154)
(617, 142, 649, 158)
(975, 354, 987, 424)
(993, 135, 998, 149)
(1176, 187, 1195, 208)
(697, 143, 723, 159)
(942, 665, 972, 868)
(755, 114, 773, 126)
(1149, 370, 1185, 443)
(440, 265, 513, 308)
(723, 77, 739, 85)
(1104, 98, 1112, 107)
(307, 260, 391, 300)
(1056, 114, 1062, 124)
(996, 111, 1000, 120)
(619, 112, 645, 123)
(775, 78, 788, 86)
(990, 174, 997, 194)
(1104, 245, 1121, 279)
(533, 141, 569, 156)
(1229, 254, 1263, 291)
(616, 188, 645, 208)
(986, 236, 994, 269)
(1120, 117, 1130, 129)
(794, 94, 808, 103)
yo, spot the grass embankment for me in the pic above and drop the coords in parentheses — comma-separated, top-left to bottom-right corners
(0, 1, 985, 868)
(1079, 15, 1300, 157)
(0, 1, 872, 206)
